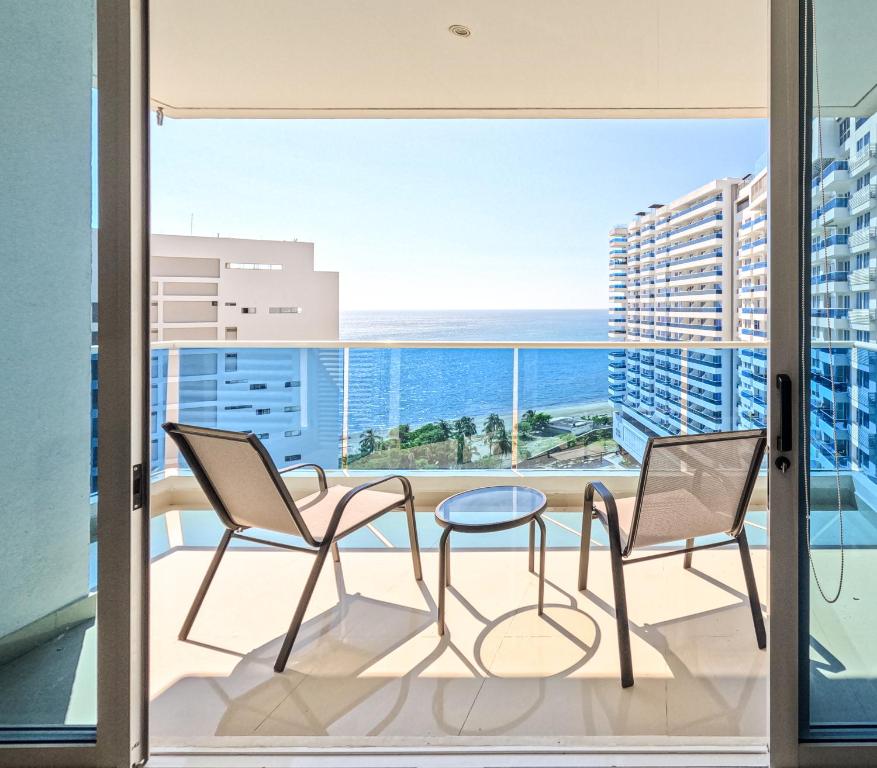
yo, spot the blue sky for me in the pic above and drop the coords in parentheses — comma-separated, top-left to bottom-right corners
(151, 119, 767, 311)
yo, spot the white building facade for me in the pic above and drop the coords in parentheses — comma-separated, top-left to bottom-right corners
(150, 234, 339, 342)
(608, 177, 765, 461)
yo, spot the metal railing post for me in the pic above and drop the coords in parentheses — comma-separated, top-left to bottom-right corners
(341, 346, 350, 469)
(511, 346, 519, 470)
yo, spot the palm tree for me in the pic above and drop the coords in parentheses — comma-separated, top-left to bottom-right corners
(453, 416, 477, 439)
(495, 426, 513, 456)
(453, 416, 477, 466)
(359, 429, 378, 456)
(483, 413, 505, 440)
(437, 419, 452, 441)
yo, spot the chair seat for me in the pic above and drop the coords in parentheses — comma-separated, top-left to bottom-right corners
(296, 484, 406, 541)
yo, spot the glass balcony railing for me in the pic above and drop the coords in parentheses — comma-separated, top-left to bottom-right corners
(94, 340, 877, 482)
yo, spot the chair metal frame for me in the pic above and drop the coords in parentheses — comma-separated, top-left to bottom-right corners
(162, 422, 422, 672)
(577, 429, 768, 688)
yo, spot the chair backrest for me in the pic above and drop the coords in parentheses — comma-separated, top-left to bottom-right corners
(163, 422, 311, 542)
(625, 429, 766, 556)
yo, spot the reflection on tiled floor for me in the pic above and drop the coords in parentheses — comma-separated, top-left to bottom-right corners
(150, 511, 768, 747)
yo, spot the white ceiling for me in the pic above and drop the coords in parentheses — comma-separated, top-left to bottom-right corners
(149, 0, 770, 119)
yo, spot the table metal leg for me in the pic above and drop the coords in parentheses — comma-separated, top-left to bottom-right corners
(438, 527, 451, 635)
(536, 515, 547, 615)
(528, 520, 535, 573)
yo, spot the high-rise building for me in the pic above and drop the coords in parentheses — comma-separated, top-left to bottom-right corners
(809, 116, 877, 494)
(608, 178, 758, 461)
(150, 234, 340, 342)
(734, 169, 769, 431)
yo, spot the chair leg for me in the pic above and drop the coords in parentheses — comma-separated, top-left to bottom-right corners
(331, 541, 340, 563)
(683, 538, 694, 569)
(578, 501, 594, 591)
(179, 527, 233, 641)
(607, 515, 634, 688)
(274, 543, 331, 672)
(404, 497, 423, 581)
(438, 527, 452, 636)
(536, 515, 547, 615)
(737, 528, 767, 650)
(528, 520, 535, 573)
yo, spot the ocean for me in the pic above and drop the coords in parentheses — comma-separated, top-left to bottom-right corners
(340, 310, 611, 435)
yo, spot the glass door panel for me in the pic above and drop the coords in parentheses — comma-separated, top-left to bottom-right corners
(804, 0, 877, 741)
(0, 0, 98, 739)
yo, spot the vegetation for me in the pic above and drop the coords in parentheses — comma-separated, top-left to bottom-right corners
(518, 409, 552, 438)
(351, 407, 615, 470)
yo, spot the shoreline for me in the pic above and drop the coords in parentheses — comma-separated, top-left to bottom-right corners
(350, 400, 613, 440)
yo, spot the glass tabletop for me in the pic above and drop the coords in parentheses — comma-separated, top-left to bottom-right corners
(435, 485, 547, 530)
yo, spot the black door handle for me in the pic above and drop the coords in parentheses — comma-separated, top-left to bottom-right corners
(776, 373, 792, 453)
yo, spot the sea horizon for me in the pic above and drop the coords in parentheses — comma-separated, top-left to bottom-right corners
(340, 309, 612, 436)
(340, 307, 610, 342)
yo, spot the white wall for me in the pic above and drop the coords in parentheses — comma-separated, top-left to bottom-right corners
(151, 235, 340, 341)
(0, 1, 93, 637)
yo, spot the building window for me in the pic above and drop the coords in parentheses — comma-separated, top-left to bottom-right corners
(225, 262, 283, 270)
(224, 404, 252, 411)
(283, 405, 301, 413)
(241, 307, 257, 314)
(284, 380, 301, 388)
(225, 378, 246, 384)
(225, 327, 238, 341)
(284, 429, 301, 437)
(249, 383, 267, 390)
(284, 454, 302, 462)
(839, 118, 851, 144)
(256, 408, 271, 415)
(224, 353, 238, 372)
(224, 301, 237, 306)
(856, 331, 871, 342)
(857, 132, 872, 152)
(268, 306, 303, 314)
(256, 432, 269, 439)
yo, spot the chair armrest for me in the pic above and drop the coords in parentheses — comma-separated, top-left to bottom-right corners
(315, 475, 412, 546)
(584, 481, 618, 521)
(278, 463, 327, 491)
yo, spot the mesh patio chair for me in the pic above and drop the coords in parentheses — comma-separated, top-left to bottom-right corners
(162, 422, 422, 672)
(578, 429, 767, 688)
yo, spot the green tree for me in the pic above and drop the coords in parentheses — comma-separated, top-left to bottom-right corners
(453, 416, 477, 439)
(437, 419, 452, 440)
(453, 416, 477, 466)
(483, 413, 505, 439)
(359, 429, 380, 456)
(495, 426, 513, 456)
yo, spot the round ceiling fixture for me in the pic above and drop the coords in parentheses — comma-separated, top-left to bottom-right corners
(448, 24, 471, 38)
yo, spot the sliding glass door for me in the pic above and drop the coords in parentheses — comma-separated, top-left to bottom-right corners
(771, 0, 877, 764)
(0, 1, 149, 765)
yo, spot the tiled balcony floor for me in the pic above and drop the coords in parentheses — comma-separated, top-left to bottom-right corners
(150, 511, 769, 748)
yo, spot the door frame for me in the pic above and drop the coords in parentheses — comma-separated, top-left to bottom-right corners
(769, 0, 877, 764)
(0, 1, 150, 766)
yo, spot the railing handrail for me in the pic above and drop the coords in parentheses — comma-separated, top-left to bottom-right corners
(151, 339, 771, 350)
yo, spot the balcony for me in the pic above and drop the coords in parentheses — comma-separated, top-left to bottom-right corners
(4, 340, 783, 747)
(850, 144, 877, 176)
(148, 506, 768, 744)
(848, 265, 876, 291)
(849, 183, 877, 215)
(849, 308, 876, 331)
(850, 226, 877, 253)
